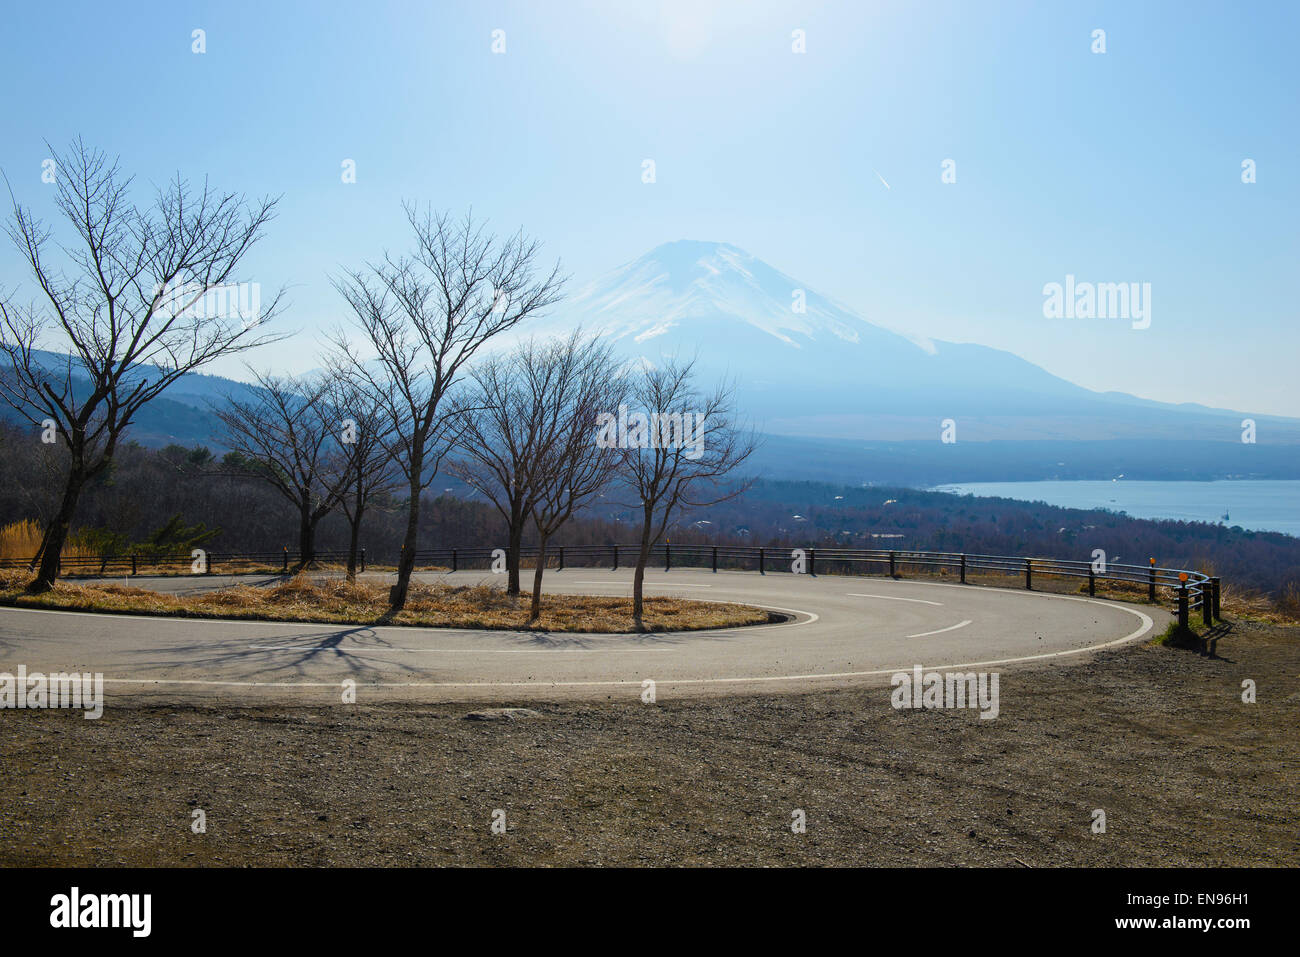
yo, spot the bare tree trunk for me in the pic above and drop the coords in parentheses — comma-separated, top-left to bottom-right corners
(390, 464, 423, 612)
(29, 523, 51, 572)
(632, 514, 653, 630)
(31, 469, 86, 592)
(506, 512, 524, 596)
(345, 470, 365, 581)
(529, 536, 549, 622)
(296, 496, 315, 572)
(345, 507, 364, 582)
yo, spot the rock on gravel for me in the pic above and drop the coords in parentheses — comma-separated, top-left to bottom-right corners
(463, 708, 544, 721)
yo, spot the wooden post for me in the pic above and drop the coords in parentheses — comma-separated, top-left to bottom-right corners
(612, 545, 618, 571)
(1025, 559, 1032, 590)
(759, 547, 765, 574)
(665, 543, 671, 571)
(1148, 558, 1157, 601)
(809, 548, 816, 576)
(1202, 582, 1213, 626)
(131, 553, 137, 576)
(1211, 577, 1221, 621)
(282, 547, 288, 573)
(889, 551, 896, 577)
(960, 554, 966, 584)
(1177, 584, 1189, 630)
(360, 548, 366, 574)
(1088, 569, 1095, 596)
(451, 548, 457, 572)
(712, 546, 717, 573)
(558, 546, 564, 571)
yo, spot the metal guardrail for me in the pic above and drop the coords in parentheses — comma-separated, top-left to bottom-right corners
(412, 543, 1220, 630)
(0, 548, 365, 576)
(3, 542, 1218, 630)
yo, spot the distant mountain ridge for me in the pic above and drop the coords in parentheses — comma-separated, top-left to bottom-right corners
(6, 240, 1299, 482)
(525, 240, 1299, 443)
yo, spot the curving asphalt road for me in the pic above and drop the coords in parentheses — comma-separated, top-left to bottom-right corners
(0, 568, 1166, 704)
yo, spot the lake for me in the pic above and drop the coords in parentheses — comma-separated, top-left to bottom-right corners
(930, 480, 1300, 537)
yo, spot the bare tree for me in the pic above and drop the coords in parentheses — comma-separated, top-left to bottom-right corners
(321, 366, 401, 581)
(447, 333, 602, 596)
(612, 359, 760, 629)
(0, 139, 284, 590)
(445, 350, 538, 596)
(524, 334, 627, 621)
(214, 370, 344, 570)
(333, 206, 566, 611)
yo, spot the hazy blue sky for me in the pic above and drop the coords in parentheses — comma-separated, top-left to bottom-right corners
(1, 0, 1295, 415)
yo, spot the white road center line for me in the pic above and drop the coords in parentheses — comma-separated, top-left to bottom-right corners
(845, 593, 943, 605)
(572, 581, 713, 588)
(906, 619, 973, 638)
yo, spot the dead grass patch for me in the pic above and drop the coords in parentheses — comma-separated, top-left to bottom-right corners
(0, 570, 767, 633)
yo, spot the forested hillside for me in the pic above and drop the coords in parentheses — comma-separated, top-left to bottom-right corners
(2, 424, 1296, 599)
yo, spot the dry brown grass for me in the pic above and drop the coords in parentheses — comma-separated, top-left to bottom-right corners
(0, 519, 97, 562)
(0, 570, 768, 633)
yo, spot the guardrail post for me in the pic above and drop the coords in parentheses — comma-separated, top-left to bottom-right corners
(1177, 585, 1189, 630)
(960, 554, 966, 584)
(1088, 569, 1095, 596)
(1149, 559, 1157, 601)
(612, 545, 618, 571)
(809, 548, 816, 576)
(360, 548, 366, 573)
(1025, 559, 1032, 590)
(889, 551, 896, 577)
(282, 547, 288, 573)
(712, 546, 717, 573)
(1211, 577, 1221, 621)
(759, 547, 765, 574)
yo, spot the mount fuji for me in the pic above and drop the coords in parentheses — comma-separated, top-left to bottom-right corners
(527, 240, 1296, 444)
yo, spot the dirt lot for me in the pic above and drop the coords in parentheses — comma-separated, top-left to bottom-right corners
(1, 618, 1296, 867)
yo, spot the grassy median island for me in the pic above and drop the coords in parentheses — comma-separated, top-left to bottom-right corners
(0, 571, 770, 633)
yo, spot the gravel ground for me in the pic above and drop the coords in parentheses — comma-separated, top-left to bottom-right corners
(1, 619, 1295, 867)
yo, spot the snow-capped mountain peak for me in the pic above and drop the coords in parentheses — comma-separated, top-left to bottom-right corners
(560, 239, 933, 354)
